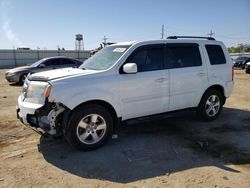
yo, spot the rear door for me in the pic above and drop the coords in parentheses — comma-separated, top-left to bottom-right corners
(167, 43, 208, 111)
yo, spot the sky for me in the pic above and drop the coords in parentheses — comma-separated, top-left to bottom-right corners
(0, 0, 249, 50)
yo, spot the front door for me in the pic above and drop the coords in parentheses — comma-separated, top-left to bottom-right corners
(118, 44, 170, 120)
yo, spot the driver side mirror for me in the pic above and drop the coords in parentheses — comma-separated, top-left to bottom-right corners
(123, 63, 137, 74)
(38, 63, 45, 68)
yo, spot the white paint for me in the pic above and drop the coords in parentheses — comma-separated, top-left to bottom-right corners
(17, 39, 234, 127)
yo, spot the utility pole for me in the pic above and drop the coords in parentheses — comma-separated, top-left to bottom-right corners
(161, 24, 165, 39)
(207, 30, 215, 38)
(37, 47, 40, 60)
(13, 46, 17, 67)
(103, 36, 108, 46)
(238, 43, 244, 54)
(57, 45, 60, 56)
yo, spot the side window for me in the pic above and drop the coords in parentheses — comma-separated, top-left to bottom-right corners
(42, 59, 54, 66)
(127, 45, 164, 72)
(51, 59, 61, 66)
(205, 45, 226, 65)
(61, 59, 76, 65)
(166, 45, 202, 68)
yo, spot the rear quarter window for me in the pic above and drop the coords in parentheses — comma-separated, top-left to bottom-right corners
(205, 45, 226, 65)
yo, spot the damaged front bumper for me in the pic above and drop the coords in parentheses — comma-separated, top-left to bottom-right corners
(17, 95, 65, 135)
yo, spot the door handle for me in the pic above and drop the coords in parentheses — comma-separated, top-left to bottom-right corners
(155, 77, 168, 83)
(197, 72, 206, 76)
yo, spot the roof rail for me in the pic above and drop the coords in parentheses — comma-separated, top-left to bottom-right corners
(167, 36, 215, 40)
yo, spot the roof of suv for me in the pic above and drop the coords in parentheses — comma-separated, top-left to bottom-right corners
(112, 37, 223, 47)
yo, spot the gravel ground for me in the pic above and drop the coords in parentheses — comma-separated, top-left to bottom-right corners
(0, 69, 249, 188)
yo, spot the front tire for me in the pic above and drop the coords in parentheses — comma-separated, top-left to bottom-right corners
(197, 89, 223, 121)
(65, 104, 113, 151)
(19, 74, 27, 85)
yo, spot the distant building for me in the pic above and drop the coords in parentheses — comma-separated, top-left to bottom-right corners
(17, 47, 30, 50)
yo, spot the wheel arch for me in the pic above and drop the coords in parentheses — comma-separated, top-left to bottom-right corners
(73, 100, 118, 119)
(19, 73, 28, 84)
(65, 99, 121, 133)
(201, 84, 226, 105)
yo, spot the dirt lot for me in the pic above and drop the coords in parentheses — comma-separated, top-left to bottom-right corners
(0, 69, 249, 188)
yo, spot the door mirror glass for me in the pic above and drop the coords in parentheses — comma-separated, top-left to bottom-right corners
(123, 63, 137, 74)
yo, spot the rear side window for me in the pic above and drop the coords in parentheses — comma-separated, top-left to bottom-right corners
(50, 59, 61, 66)
(126, 45, 164, 72)
(60, 59, 76, 65)
(205, 45, 226, 65)
(166, 45, 202, 68)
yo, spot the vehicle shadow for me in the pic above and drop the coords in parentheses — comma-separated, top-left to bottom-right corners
(9, 83, 22, 87)
(38, 107, 250, 183)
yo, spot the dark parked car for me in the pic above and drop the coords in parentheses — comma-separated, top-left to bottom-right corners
(233, 56, 250, 69)
(5, 56, 83, 84)
(245, 62, 250, 74)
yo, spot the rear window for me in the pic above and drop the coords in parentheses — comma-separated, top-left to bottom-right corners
(205, 45, 226, 65)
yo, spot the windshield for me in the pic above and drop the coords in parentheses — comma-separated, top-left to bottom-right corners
(31, 59, 45, 67)
(80, 45, 129, 70)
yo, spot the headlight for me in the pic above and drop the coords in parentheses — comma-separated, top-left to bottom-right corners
(6, 72, 15, 76)
(26, 81, 50, 99)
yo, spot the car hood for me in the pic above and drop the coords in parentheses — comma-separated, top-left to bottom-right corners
(28, 68, 98, 81)
(7, 65, 32, 73)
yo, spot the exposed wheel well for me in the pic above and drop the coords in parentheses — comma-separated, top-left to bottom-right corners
(204, 85, 226, 105)
(19, 73, 27, 83)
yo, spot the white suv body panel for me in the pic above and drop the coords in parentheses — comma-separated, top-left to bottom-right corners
(49, 71, 123, 117)
(202, 43, 234, 98)
(17, 39, 234, 129)
(17, 96, 44, 124)
(168, 44, 209, 111)
(118, 69, 170, 120)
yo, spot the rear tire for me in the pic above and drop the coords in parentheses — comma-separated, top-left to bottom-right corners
(197, 89, 223, 121)
(65, 104, 113, 151)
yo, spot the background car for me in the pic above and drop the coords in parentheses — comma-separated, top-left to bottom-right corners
(233, 56, 250, 69)
(245, 62, 250, 74)
(5, 56, 83, 84)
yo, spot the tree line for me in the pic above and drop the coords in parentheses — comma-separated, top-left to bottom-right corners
(228, 44, 250, 53)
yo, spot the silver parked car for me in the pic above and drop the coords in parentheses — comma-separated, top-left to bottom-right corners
(5, 56, 83, 85)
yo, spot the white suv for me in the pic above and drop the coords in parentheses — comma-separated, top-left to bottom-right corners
(17, 36, 234, 150)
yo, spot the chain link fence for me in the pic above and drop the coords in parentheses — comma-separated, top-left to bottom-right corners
(0, 49, 91, 68)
